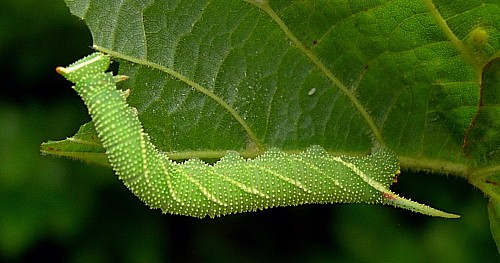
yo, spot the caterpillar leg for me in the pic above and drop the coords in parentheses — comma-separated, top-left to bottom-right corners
(113, 75, 130, 99)
(121, 89, 131, 99)
(114, 75, 128, 82)
(130, 106, 139, 116)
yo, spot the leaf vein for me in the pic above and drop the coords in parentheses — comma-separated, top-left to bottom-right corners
(246, 0, 385, 145)
(93, 45, 264, 151)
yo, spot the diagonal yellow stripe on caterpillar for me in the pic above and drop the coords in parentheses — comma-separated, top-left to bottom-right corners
(56, 52, 459, 218)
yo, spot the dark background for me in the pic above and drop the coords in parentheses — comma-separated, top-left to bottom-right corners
(0, 0, 497, 262)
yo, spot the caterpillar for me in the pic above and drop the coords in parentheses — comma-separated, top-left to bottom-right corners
(56, 53, 459, 218)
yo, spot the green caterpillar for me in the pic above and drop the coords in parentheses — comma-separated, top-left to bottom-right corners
(56, 53, 459, 218)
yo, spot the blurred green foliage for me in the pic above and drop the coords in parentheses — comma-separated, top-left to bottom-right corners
(0, 0, 497, 262)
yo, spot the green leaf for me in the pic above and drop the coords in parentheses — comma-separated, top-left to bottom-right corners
(464, 58, 500, 166)
(41, 122, 109, 166)
(44, 1, 500, 218)
(488, 199, 500, 254)
(465, 59, 500, 215)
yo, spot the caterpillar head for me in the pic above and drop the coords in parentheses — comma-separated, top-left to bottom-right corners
(56, 53, 111, 84)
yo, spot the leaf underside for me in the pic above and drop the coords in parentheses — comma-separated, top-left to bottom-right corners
(42, 0, 499, 226)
